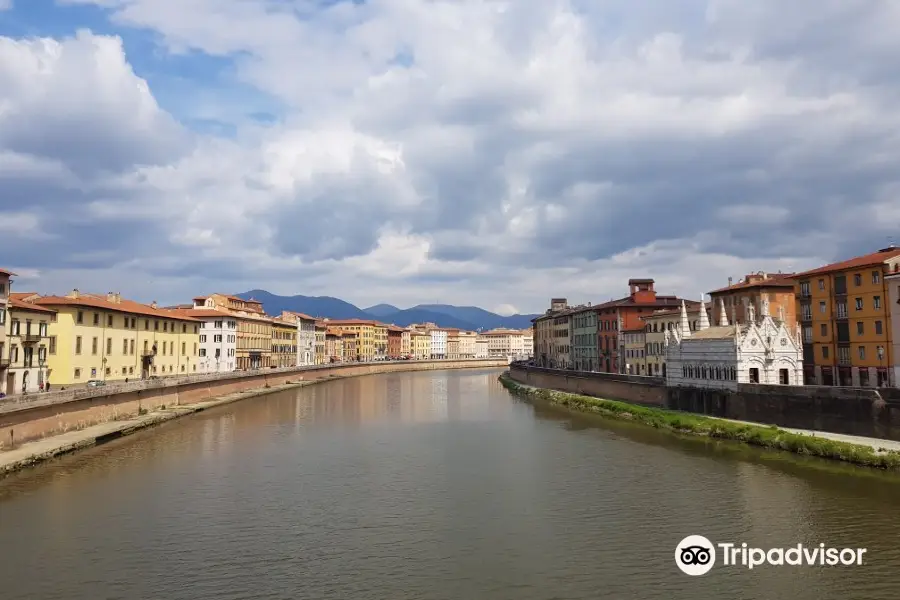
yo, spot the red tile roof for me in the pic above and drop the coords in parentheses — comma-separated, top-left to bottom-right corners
(326, 319, 382, 326)
(168, 308, 231, 319)
(708, 273, 796, 295)
(34, 292, 201, 321)
(8, 293, 57, 315)
(794, 247, 900, 278)
(0, 268, 16, 277)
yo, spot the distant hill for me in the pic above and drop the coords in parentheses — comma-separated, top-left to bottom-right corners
(236, 290, 370, 319)
(413, 304, 539, 330)
(234, 290, 533, 330)
(364, 303, 400, 317)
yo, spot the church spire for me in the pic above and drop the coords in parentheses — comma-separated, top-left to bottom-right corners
(697, 295, 710, 330)
(761, 294, 770, 318)
(718, 298, 729, 326)
(679, 300, 691, 338)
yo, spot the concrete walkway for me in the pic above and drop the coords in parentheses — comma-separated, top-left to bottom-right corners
(0, 381, 306, 478)
(717, 417, 900, 453)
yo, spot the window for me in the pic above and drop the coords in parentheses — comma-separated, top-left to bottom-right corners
(182, 342, 186, 354)
(857, 322, 864, 335)
(855, 298, 863, 310)
(123, 339, 128, 354)
(154, 320, 159, 331)
(75, 336, 82, 354)
(838, 346, 851, 365)
(162, 341, 167, 354)
(163, 321, 168, 332)
(93, 313, 99, 325)
(749, 368, 760, 383)
(215, 320, 223, 328)
(820, 324, 827, 337)
(800, 282, 811, 296)
(874, 296, 882, 309)
(91, 337, 98, 355)
(130, 339, 135, 355)
(49, 336, 57, 354)
(801, 304, 812, 320)
(199, 348, 207, 357)
(200, 335, 207, 343)
(129, 366, 134, 375)
(39, 322, 48, 336)
(74, 368, 81, 379)
(143, 340, 149, 354)
(819, 301, 826, 314)
(0, 308, 4, 325)
(131, 318, 137, 329)
(822, 346, 830, 359)
(77, 311, 84, 324)
(837, 302, 847, 318)
(803, 326, 813, 343)
(818, 279, 825, 290)
(145, 319, 149, 330)
(10, 320, 19, 336)
(875, 321, 883, 335)
(194, 325, 199, 334)
(106, 338, 112, 354)
(193, 343, 197, 355)
(854, 273, 862, 286)
(873, 270, 881, 284)
(858, 346, 866, 360)
(107, 315, 113, 327)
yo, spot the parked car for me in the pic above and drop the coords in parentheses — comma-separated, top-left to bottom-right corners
(86, 380, 106, 387)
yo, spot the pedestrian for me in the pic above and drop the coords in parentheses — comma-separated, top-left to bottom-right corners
(39, 382, 44, 392)
(45, 379, 50, 392)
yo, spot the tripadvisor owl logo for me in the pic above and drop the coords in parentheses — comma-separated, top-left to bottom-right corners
(675, 535, 716, 576)
(675, 535, 868, 575)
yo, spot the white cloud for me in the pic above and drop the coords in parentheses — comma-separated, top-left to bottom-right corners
(4, 1, 900, 312)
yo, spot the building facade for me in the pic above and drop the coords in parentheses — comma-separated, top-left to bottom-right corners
(887, 269, 900, 388)
(325, 329, 345, 362)
(709, 272, 797, 330)
(5, 294, 55, 393)
(30, 290, 201, 385)
(642, 303, 704, 378)
(475, 338, 489, 358)
(458, 331, 476, 358)
(195, 294, 272, 369)
(315, 321, 326, 364)
(445, 329, 460, 359)
(429, 328, 447, 359)
(400, 329, 412, 357)
(280, 311, 316, 366)
(170, 309, 237, 373)
(665, 298, 803, 389)
(387, 326, 403, 358)
(570, 305, 599, 371)
(410, 330, 430, 359)
(532, 298, 570, 367)
(596, 279, 686, 374)
(794, 246, 900, 387)
(0, 269, 12, 392)
(324, 319, 381, 361)
(272, 318, 298, 368)
(621, 327, 646, 375)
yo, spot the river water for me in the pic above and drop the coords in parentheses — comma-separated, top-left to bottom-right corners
(1, 368, 899, 599)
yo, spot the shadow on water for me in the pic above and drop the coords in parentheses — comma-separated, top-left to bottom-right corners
(513, 392, 900, 494)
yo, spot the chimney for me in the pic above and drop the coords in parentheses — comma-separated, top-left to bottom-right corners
(727, 277, 733, 287)
(150, 301, 158, 309)
(107, 292, 116, 303)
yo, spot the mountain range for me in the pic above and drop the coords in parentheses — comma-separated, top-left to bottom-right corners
(235, 290, 539, 331)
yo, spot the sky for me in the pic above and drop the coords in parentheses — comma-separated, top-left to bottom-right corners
(1, 1, 898, 317)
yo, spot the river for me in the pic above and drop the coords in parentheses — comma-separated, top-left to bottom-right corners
(1, 368, 899, 599)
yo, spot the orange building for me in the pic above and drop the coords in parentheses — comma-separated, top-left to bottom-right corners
(794, 245, 900, 387)
(594, 279, 687, 373)
(708, 272, 797, 329)
(387, 325, 403, 359)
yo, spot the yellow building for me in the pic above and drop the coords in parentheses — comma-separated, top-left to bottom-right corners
(5, 293, 56, 394)
(410, 330, 430, 359)
(271, 318, 297, 368)
(194, 294, 272, 369)
(340, 330, 359, 362)
(373, 322, 388, 360)
(794, 246, 900, 387)
(621, 327, 646, 375)
(28, 290, 201, 385)
(324, 319, 381, 361)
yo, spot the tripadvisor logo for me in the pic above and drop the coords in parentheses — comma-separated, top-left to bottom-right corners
(675, 535, 867, 576)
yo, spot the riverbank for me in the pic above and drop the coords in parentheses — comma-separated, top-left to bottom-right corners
(499, 372, 900, 471)
(0, 381, 306, 478)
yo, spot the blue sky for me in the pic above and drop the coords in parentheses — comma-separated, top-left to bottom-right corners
(1, 0, 898, 314)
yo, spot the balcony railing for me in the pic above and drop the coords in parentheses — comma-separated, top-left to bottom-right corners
(21, 334, 43, 343)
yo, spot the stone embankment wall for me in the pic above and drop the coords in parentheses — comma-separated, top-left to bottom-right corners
(508, 363, 900, 442)
(0, 359, 506, 448)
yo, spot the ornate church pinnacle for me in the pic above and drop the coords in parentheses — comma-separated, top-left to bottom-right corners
(718, 298, 729, 326)
(679, 300, 691, 338)
(697, 295, 710, 330)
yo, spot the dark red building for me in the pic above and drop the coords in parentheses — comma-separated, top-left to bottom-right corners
(387, 326, 403, 359)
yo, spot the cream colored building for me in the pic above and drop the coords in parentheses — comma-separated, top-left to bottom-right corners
(5, 293, 56, 393)
(642, 303, 705, 378)
(446, 329, 460, 359)
(400, 329, 412, 356)
(315, 321, 327, 364)
(621, 327, 647, 375)
(194, 294, 272, 369)
(520, 328, 533, 358)
(478, 328, 527, 359)
(458, 331, 477, 358)
(475, 338, 489, 358)
(532, 298, 572, 368)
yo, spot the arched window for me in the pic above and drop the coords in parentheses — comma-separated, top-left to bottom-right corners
(687, 365, 693, 378)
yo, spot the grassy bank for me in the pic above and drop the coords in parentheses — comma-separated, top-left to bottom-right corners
(499, 373, 900, 471)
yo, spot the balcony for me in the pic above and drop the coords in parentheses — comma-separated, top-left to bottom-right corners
(21, 333, 43, 344)
(0, 358, 9, 368)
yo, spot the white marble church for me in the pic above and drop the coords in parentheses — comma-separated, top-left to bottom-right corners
(664, 295, 804, 390)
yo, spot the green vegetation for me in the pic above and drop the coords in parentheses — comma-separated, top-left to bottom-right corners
(499, 373, 900, 471)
